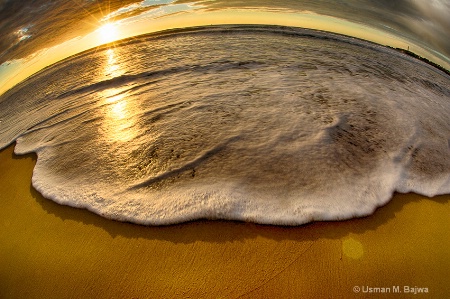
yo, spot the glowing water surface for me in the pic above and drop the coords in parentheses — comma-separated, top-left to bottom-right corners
(0, 26, 449, 225)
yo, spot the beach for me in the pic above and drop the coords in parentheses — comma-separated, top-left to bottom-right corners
(0, 144, 449, 298)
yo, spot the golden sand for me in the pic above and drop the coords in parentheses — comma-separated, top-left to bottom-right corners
(0, 144, 449, 298)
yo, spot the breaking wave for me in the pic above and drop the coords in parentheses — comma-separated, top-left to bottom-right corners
(1, 25, 449, 225)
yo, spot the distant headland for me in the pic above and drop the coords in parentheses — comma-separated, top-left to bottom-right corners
(389, 46, 450, 76)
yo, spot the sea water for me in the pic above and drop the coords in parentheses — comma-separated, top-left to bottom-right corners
(0, 25, 449, 225)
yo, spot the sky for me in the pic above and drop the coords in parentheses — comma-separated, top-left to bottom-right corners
(0, 0, 449, 95)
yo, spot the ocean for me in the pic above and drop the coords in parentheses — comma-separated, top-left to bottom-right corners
(1, 25, 449, 225)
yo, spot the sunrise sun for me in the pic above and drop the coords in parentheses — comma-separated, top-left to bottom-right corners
(98, 22, 118, 44)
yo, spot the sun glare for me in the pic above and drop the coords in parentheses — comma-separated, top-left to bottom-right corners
(98, 23, 119, 44)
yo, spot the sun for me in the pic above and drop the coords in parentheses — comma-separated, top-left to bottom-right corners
(98, 23, 119, 44)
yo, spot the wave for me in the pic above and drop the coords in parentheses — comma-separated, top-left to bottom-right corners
(1, 25, 449, 225)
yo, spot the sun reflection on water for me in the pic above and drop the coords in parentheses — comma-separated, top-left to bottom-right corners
(99, 44, 139, 144)
(100, 88, 139, 144)
(104, 48, 125, 78)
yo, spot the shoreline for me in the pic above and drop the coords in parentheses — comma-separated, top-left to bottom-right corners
(1, 144, 449, 298)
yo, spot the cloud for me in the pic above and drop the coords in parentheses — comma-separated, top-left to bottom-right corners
(0, 0, 145, 64)
(329, 0, 450, 62)
(0, 0, 449, 66)
(405, 0, 450, 57)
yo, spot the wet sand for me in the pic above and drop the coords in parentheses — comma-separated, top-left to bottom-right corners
(0, 144, 449, 298)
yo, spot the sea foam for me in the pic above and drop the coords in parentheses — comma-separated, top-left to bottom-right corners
(1, 25, 449, 225)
